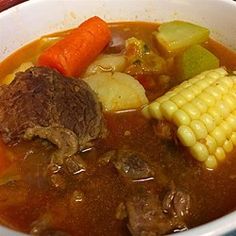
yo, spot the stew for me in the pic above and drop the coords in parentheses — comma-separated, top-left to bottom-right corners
(0, 19, 236, 236)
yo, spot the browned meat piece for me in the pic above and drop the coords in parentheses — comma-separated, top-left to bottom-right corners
(64, 155, 86, 175)
(113, 150, 154, 181)
(125, 191, 187, 236)
(162, 184, 190, 218)
(0, 66, 106, 161)
(99, 149, 154, 181)
(24, 126, 79, 165)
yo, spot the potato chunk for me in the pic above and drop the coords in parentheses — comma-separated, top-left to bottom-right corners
(84, 72, 148, 111)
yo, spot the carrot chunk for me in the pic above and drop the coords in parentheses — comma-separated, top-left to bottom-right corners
(38, 16, 111, 77)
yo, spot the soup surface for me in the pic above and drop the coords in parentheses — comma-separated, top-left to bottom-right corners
(0, 21, 236, 236)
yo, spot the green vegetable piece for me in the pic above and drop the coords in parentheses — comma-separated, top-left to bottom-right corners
(154, 21, 210, 54)
(177, 44, 220, 80)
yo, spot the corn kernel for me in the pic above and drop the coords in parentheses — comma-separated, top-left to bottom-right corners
(228, 75, 236, 82)
(160, 100, 178, 121)
(190, 120, 208, 140)
(180, 88, 195, 101)
(220, 121, 232, 138)
(205, 76, 216, 85)
(155, 96, 168, 104)
(205, 77, 217, 85)
(200, 114, 216, 132)
(190, 142, 209, 162)
(204, 86, 222, 100)
(192, 72, 205, 82)
(223, 139, 233, 153)
(197, 92, 215, 107)
(208, 107, 223, 125)
(182, 103, 200, 120)
(179, 80, 192, 89)
(230, 91, 236, 100)
(172, 86, 182, 94)
(216, 67, 228, 76)
(171, 94, 187, 107)
(231, 132, 236, 145)
(164, 91, 176, 99)
(196, 80, 208, 90)
(226, 114, 236, 131)
(221, 76, 234, 89)
(223, 94, 236, 111)
(177, 126, 196, 147)
(232, 111, 236, 118)
(205, 155, 218, 169)
(215, 147, 226, 162)
(215, 81, 228, 94)
(211, 127, 226, 146)
(189, 86, 200, 96)
(191, 98, 208, 113)
(216, 101, 230, 119)
(207, 71, 221, 80)
(205, 135, 217, 154)
(172, 110, 190, 126)
(142, 106, 151, 119)
(191, 76, 202, 84)
(148, 102, 163, 119)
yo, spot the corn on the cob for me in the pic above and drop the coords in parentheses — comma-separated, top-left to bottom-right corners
(142, 68, 236, 169)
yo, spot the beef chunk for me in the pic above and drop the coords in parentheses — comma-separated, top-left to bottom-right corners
(64, 155, 86, 175)
(162, 185, 190, 218)
(126, 191, 187, 236)
(24, 126, 79, 165)
(0, 67, 106, 160)
(99, 149, 154, 181)
(113, 150, 154, 181)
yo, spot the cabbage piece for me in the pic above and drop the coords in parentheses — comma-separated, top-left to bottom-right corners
(84, 72, 148, 112)
(153, 21, 209, 55)
(84, 54, 127, 77)
(177, 44, 219, 80)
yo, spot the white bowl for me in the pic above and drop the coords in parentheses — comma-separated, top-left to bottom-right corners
(0, 0, 236, 235)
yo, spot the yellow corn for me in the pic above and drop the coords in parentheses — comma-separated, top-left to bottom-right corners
(142, 68, 236, 169)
